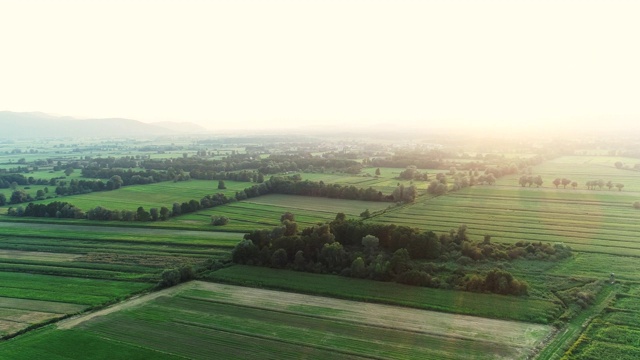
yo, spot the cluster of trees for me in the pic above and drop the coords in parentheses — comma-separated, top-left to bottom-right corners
(267, 176, 403, 202)
(210, 215, 229, 226)
(231, 214, 568, 296)
(398, 166, 429, 181)
(0, 174, 49, 188)
(80, 168, 183, 185)
(142, 154, 362, 177)
(54, 175, 125, 196)
(519, 175, 544, 187)
(7, 201, 84, 218)
(584, 179, 624, 191)
(426, 171, 495, 196)
(552, 178, 577, 189)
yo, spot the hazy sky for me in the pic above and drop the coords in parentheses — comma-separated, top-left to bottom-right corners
(1, 0, 639, 131)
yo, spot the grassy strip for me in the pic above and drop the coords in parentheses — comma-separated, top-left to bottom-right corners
(205, 265, 560, 324)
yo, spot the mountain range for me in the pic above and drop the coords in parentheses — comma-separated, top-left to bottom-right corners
(0, 111, 209, 138)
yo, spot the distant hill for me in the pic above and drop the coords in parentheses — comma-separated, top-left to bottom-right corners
(0, 111, 208, 139)
(152, 121, 209, 133)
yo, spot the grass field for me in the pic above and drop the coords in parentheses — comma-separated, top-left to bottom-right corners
(0, 179, 255, 214)
(171, 194, 393, 231)
(0, 281, 553, 359)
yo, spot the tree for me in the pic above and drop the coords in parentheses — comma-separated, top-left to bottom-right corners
(159, 269, 181, 288)
(64, 167, 74, 176)
(375, 168, 381, 176)
(150, 207, 159, 221)
(9, 190, 30, 204)
(361, 235, 379, 254)
(107, 175, 123, 190)
(35, 189, 45, 200)
(211, 215, 229, 226)
(390, 248, 410, 274)
(280, 212, 295, 223)
(232, 239, 259, 264)
(350, 257, 367, 278)
(615, 183, 624, 191)
(218, 180, 226, 189)
(615, 161, 623, 169)
(159, 206, 170, 220)
(552, 178, 561, 188)
(271, 248, 288, 268)
(606, 180, 614, 190)
(360, 209, 371, 219)
(533, 175, 543, 187)
(172, 202, 181, 216)
(136, 206, 150, 221)
(571, 181, 578, 190)
(634, 201, 640, 209)
(0, 194, 5, 206)
(561, 178, 571, 189)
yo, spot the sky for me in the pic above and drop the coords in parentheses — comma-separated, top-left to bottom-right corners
(1, 0, 639, 132)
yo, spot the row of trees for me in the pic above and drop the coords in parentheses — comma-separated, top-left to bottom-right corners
(519, 176, 626, 191)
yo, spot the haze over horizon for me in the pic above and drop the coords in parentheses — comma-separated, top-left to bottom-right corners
(1, 0, 639, 134)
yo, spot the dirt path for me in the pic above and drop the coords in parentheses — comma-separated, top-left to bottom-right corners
(57, 282, 197, 330)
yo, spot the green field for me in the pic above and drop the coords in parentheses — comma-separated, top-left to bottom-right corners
(0, 179, 255, 214)
(0, 282, 553, 359)
(371, 185, 640, 257)
(207, 265, 561, 324)
(171, 194, 393, 231)
(0, 222, 239, 338)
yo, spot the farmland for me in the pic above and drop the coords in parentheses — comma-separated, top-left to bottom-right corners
(171, 194, 393, 231)
(0, 137, 639, 359)
(0, 282, 553, 359)
(0, 179, 254, 215)
(0, 222, 240, 338)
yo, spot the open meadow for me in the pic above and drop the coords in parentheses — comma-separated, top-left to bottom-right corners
(0, 281, 553, 360)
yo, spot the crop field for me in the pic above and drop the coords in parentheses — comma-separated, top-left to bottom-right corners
(0, 281, 552, 359)
(301, 168, 437, 193)
(371, 185, 640, 257)
(0, 271, 149, 337)
(496, 156, 640, 190)
(208, 265, 562, 324)
(0, 179, 254, 214)
(0, 222, 239, 338)
(563, 287, 640, 359)
(171, 194, 392, 231)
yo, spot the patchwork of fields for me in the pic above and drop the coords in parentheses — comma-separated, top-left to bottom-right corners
(0, 155, 639, 358)
(0, 223, 241, 338)
(0, 282, 553, 359)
